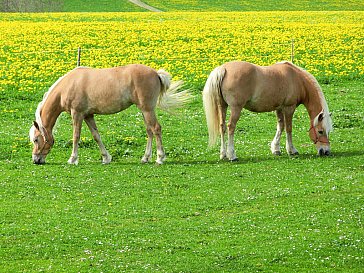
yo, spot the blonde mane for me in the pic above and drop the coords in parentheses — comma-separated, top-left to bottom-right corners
(282, 61, 333, 134)
(33, 74, 63, 137)
(34, 67, 83, 134)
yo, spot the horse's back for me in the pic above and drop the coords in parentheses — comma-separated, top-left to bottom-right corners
(221, 61, 304, 112)
(60, 64, 161, 114)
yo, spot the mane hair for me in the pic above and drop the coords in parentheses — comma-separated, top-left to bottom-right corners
(34, 67, 83, 134)
(280, 61, 333, 133)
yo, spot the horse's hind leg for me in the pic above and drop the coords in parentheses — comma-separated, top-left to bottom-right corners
(227, 105, 243, 161)
(142, 110, 165, 164)
(85, 115, 112, 164)
(219, 103, 228, 160)
(271, 110, 284, 155)
(141, 121, 153, 164)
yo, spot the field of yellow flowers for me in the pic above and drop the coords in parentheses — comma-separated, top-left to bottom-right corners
(0, 11, 363, 94)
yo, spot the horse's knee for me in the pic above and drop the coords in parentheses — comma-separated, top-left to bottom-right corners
(91, 132, 99, 141)
(153, 123, 162, 135)
(228, 123, 236, 134)
(146, 127, 153, 137)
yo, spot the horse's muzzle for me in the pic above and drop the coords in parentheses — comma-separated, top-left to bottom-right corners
(318, 148, 330, 156)
(32, 155, 46, 164)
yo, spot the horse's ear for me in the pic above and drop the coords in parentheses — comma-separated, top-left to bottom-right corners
(33, 121, 40, 130)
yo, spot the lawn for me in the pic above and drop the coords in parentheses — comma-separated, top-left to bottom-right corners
(143, 0, 364, 11)
(0, 9, 363, 273)
(59, 0, 364, 12)
(63, 0, 144, 12)
(1, 78, 363, 271)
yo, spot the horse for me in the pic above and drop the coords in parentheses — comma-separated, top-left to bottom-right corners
(202, 61, 333, 161)
(29, 64, 190, 165)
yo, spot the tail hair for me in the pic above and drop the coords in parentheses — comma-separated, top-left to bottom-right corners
(157, 69, 171, 95)
(202, 66, 226, 147)
(157, 69, 193, 113)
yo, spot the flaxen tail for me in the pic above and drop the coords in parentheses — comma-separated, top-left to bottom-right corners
(202, 66, 226, 147)
(157, 69, 192, 113)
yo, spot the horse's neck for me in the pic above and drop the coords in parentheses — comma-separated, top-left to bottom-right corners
(303, 86, 322, 124)
(40, 92, 63, 132)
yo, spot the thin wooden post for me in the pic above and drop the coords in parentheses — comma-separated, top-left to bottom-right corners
(291, 39, 294, 63)
(77, 47, 81, 67)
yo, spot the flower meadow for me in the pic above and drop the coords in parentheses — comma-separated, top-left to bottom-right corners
(0, 11, 363, 95)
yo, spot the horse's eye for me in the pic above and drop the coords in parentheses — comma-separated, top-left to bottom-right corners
(318, 130, 324, 135)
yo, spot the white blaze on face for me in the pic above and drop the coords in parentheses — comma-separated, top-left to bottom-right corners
(29, 125, 47, 164)
(29, 125, 36, 143)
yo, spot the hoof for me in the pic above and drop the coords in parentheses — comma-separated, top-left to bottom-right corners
(67, 157, 79, 165)
(230, 157, 239, 162)
(273, 151, 282, 156)
(156, 155, 166, 165)
(289, 152, 299, 156)
(141, 158, 150, 164)
(102, 154, 112, 164)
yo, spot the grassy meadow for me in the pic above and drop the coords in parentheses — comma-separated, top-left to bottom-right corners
(56, 0, 364, 12)
(62, 0, 144, 12)
(1, 2, 364, 273)
(143, 0, 364, 11)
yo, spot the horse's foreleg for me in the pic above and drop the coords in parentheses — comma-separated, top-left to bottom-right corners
(227, 105, 242, 161)
(68, 112, 83, 165)
(85, 115, 112, 164)
(284, 107, 299, 155)
(219, 104, 227, 160)
(271, 110, 284, 155)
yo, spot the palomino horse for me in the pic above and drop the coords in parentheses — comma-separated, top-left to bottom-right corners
(29, 64, 190, 165)
(203, 61, 333, 160)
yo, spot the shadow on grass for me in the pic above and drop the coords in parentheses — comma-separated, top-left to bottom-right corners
(164, 149, 364, 166)
(26, 149, 364, 167)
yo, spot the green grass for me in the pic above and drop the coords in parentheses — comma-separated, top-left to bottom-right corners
(58, 0, 364, 12)
(62, 0, 145, 12)
(1, 79, 364, 272)
(140, 0, 364, 11)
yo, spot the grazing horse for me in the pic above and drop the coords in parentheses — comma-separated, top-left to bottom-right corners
(203, 61, 333, 160)
(29, 64, 190, 165)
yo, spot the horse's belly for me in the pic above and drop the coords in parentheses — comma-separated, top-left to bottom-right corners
(92, 98, 132, 114)
(245, 99, 281, 113)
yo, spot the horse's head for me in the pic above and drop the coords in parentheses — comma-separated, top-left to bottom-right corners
(29, 121, 54, 164)
(309, 110, 332, 156)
